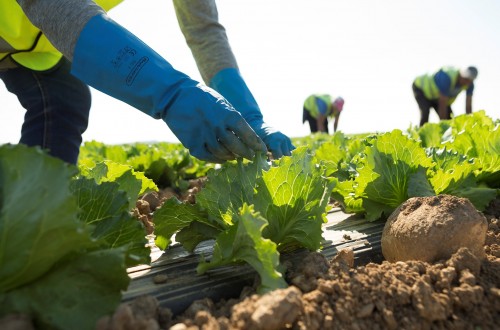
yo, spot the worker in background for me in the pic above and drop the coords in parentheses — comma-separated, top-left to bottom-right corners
(0, 0, 294, 164)
(412, 66, 478, 126)
(302, 94, 344, 134)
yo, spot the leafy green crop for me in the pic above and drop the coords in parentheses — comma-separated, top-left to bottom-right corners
(309, 111, 499, 220)
(153, 147, 335, 292)
(197, 204, 286, 291)
(0, 145, 92, 292)
(78, 160, 158, 210)
(328, 130, 436, 220)
(0, 144, 152, 329)
(79, 140, 215, 191)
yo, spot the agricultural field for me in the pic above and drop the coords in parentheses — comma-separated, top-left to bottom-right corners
(0, 111, 499, 329)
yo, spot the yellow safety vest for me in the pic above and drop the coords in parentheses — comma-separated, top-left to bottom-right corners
(304, 94, 334, 118)
(414, 67, 467, 105)
(0, 0, 123, 71)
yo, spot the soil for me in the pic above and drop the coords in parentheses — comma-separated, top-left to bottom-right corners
(2, 187, 498, 330)
(94, 193, 500, 330)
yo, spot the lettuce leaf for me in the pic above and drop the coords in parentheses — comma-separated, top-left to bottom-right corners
(0, 144, 93, 292)
(71, 178, 150, 266)
(79, 160, 157, 209)
(0, 248, 129, 330)
(0, 144, 131, 329)
(153, 197, 211, 250)
(255, 147, 335, 251)
(428, 151, 496, 211)
(196, 154, 270, 225)
(351, 130, 435, 220)
(447, 121, 500, 188)
(197, 204, 287, 293)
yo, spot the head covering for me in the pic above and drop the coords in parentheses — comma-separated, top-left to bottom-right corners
(460, 66, 478, 80)
(333, 97, 345, 112)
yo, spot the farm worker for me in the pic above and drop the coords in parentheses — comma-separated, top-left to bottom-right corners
(0, 0, 294, 165)
(412, 66, 478, 126)
(302, 94, 344, 133)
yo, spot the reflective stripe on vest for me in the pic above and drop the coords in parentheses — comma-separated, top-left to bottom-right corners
(414, 67, 460, 104)
(0, 0, 123, 71)
(304, 94, 332, 118)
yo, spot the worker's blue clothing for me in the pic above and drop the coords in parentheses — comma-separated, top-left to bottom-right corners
(315, 98, 329, 116)
(434, 69, 474, 97)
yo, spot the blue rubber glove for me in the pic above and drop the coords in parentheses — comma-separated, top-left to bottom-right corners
(209, 68, 295, 159)
(70, 15, 266, 163)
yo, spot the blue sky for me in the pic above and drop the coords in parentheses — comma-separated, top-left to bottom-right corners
(1, 0, 499, 145)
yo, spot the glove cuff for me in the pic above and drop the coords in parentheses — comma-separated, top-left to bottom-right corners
(209, 68, 263, 128)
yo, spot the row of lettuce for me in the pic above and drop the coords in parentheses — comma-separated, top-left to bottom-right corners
(0, 110, 498, 329)
(295, 110, 499, 220)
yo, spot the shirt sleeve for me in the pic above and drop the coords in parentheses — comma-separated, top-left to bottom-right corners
(16, 0, 105, 61)
(172, 0, 238, 84)
(433, 70, 452, 96)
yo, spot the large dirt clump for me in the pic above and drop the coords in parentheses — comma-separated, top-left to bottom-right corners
(381, 194, 488, 263)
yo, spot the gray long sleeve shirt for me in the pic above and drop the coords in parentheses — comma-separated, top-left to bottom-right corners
(13, 0, 238, 83)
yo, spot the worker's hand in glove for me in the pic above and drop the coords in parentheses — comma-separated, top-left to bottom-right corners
(70, 14, 266, 162)
(248, 121, 294, 159)
(163, 84, 268, 162)
(209, 68, 295, 159)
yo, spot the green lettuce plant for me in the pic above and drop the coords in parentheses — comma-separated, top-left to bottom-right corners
(153, 147, 335, 292)
(0, 144, 151, 329)
(324, 111, 499, 220)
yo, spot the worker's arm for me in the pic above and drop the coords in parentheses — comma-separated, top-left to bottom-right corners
(333, 114, 340, 132)
(465, 83, 474, 115)
(173, 0, 294, 159)
(465, 95, 473, 114)
(172, 0, 234, 84)
(17, 0, 266, 163)
(16, 0, 102, 59)
(438, 94, 450, 120)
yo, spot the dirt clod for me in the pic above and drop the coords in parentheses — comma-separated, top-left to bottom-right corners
(381, 194, 488, 262)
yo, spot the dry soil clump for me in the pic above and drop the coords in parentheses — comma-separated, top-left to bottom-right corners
(381, 194, 488, 263)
